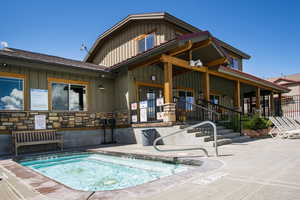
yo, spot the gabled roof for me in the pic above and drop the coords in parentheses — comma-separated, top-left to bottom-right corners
(109, 31, 229, 70)
(0, 48, 108, 72)
(84, 12, 250, 63)
(268, 73, 300, 84)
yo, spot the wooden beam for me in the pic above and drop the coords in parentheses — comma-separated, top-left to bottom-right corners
(191, 38, 212, 51)
(256, 87, 261, 109)
(160, 54, 206, 72)
(202, 69, 210, 101)
(205, 57, 228, 67)
(207, 70, 279, 93)
(169, 40, 193, 56)
(234, 80, 241, 109)
(164, 62, 173, 103)
(128, 56, 161, 71)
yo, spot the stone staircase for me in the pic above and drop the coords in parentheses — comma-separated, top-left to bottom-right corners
(180, 124, 250, 146)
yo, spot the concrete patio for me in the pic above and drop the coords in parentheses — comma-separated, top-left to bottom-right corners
(1, 138, 300, 200)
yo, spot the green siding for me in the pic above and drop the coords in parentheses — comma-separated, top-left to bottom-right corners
(0, 64, 114, 112)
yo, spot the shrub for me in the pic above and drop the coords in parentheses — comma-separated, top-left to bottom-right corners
(243, 114, 272, 130)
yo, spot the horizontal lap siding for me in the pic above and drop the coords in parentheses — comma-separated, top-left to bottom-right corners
(0, 65, 114, 112)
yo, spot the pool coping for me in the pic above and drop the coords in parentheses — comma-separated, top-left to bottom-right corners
(0, 149, 223, 200)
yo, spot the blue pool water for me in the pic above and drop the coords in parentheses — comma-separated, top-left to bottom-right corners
(19, 153, 188, 191)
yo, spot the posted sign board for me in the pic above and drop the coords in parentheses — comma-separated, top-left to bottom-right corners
(30, 89, 48, 110)
(34, 115, 46, 130)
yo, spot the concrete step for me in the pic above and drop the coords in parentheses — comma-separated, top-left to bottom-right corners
(187, 125, 227, 133)
(209, 135, 251, 147)
(231, 135, 251, 143)
(201, 132, 240, 142)
(218, 129, 234, 135)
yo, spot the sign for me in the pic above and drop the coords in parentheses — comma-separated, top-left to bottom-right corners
(30, 89, 48, 110)
(139, 101, 148, 109)
(35, 115, 46, 130)
(156, 97, 164, 106)
(131, 103, 137, 110)
(140, 108, 147, 122)
(156, 112, 164, 120)
(131, 115, 138, 123)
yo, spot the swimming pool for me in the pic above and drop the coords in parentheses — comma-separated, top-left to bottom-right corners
(18, 153, 188, 191)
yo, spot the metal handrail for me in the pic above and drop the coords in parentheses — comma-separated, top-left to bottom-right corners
(153, 121, 218, 157)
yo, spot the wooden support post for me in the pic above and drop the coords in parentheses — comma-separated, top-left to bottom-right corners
(234, 80, 241, 110)
(203, 70, 210, 101)
(270, 92, 274, 115)
(164, 62, 173, 103)
(163, 62, 175, 123)
(256, 87, 261, 111)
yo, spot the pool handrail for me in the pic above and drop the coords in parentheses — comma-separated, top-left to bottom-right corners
(153, 121, 218, 157)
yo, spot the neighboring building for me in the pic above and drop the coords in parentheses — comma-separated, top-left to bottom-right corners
(0, 12, 289, 154)
(268, 73, 300, 96)
(268, 74, 300, 119)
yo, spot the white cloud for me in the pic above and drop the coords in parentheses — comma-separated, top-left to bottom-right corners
(0, 41, 8, 48)
(1, 88, 23, 110)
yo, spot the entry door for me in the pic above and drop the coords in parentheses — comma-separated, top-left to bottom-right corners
(138, 86, 163, 121)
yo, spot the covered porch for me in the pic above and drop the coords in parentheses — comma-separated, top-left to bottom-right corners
(125, 32, 288, 130)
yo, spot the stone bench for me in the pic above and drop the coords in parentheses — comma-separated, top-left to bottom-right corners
(12, 129, 63, 156)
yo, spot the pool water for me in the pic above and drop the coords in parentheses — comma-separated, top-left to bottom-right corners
(19, 153, 188, 191)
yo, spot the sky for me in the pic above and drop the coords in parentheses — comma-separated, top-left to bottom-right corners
(1, 0, 299, 79)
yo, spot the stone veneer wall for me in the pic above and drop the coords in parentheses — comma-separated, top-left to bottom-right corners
(0, 111, 129, 132)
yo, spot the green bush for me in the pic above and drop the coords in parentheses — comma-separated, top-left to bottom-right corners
(243, 114, 272, 130)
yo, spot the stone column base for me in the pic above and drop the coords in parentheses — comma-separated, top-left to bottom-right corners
(163, 103, 176, 123)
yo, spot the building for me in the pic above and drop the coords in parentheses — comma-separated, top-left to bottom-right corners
(268, 74, 300, 119)
(0, 12, 289, 155)
(268, 73, 300, 96)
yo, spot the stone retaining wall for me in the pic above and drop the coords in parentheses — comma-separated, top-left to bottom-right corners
(0, 111, 129, 132)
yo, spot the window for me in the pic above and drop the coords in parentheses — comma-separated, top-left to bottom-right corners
(137, 33, 155, 53)
(0, 75, 24, 110)
(230, 58, 240, 70)
(50, 79, 87, 111)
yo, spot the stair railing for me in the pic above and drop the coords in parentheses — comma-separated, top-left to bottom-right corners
(198, 99, 243, 134)
(153, 121, 218, 157)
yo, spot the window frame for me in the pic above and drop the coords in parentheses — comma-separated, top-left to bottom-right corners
(0, 72, 26, 111)
(48, 78, 89, 112)
(136, 32, 156, 53)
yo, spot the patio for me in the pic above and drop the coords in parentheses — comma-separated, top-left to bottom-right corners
(1, 138, 300, 200)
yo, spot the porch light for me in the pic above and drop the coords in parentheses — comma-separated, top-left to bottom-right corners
(98, 84, 105, 90)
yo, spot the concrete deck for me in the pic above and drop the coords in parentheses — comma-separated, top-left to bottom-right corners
(1, 138, 300, 200)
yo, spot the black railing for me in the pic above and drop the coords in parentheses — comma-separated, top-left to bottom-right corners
(175, 99, 220, 123)
(200, 99, 242, 133)
(176, 98, 243, 134)
(281, 95, 300, 119)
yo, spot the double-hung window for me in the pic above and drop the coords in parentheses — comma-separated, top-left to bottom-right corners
(137, 33, 155, 53)
(0, 73, 24, 110)
(230, 58, 240, 70)
(50, 79, 88, 111)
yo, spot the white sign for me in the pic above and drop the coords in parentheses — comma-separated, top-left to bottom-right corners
(156, 97, 164, 106)
(140, 108, 147, 122)
(35, 115, 46, 130)
(139, 101, 148, 109)
(156, 112, 164, 120)
(131, 103, 138, 110)
(30, 89, 48, 110)
(131, 115, 138, 123)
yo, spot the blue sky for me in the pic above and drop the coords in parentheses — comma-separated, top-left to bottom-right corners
(1, 0, 299, 78)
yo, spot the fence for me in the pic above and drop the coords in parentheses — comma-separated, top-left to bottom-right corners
(281, 95, 300, 119)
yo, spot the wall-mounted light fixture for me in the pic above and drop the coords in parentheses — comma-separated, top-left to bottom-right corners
(98, 84, 105, 90)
